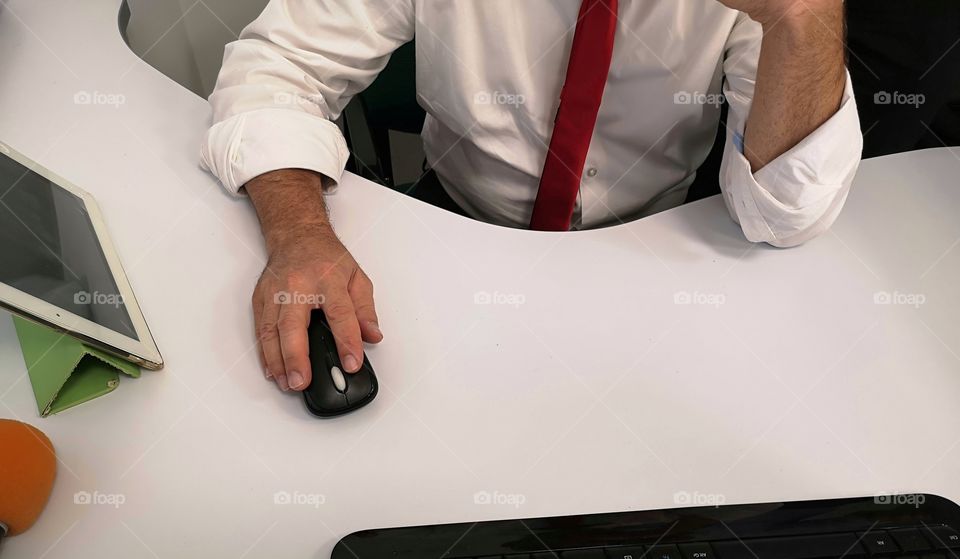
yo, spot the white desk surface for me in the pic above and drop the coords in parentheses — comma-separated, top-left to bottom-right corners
(1, 1, 959, 557)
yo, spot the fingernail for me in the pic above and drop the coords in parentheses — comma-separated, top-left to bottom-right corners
(264, 368, 273, 380)
(287, 370, 304, 389)
(276, 375, 290, 391)
(343, 354, 360, 372)
(367, 321, 382, 337)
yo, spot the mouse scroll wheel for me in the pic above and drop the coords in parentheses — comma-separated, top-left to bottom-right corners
(330, 366, 347, 393)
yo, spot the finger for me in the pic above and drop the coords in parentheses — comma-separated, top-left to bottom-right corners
(350, 271, 382, 343)
(258, 297, 289, 391)
(321, 284, 364, 373)
(277, 301, 314, 391)
(252, 291, 271, 379)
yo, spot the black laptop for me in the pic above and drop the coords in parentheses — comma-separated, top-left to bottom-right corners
(333, 494, 960, 559)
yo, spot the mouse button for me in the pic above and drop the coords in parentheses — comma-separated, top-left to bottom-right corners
(304, 382, 348, 413)
(304, 350, 340, 403)
(344, 367, 375, 404)
(330, 366, 347, 393)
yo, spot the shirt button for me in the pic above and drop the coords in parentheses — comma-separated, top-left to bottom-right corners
(586, 167, 598, 177)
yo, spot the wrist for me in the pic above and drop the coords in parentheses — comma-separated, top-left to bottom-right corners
(264, 221, 335, 256)
(245, 169, 333, 254)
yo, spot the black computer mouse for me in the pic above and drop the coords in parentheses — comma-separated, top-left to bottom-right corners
(302, 310, 378, 417)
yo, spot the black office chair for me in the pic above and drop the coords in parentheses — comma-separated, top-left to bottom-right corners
(342, 41, 426, 189)
(685, 103, 728, 204)
(845, 0, 960, 158)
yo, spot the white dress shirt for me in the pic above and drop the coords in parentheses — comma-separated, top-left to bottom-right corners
(201, 0, 862, 246)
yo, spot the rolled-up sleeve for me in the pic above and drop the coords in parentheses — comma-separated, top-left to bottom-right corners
(719, 13, 863, 248)
(201, 0, 415, 195)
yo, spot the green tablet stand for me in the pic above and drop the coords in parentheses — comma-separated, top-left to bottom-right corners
(13, 316, 141, 417)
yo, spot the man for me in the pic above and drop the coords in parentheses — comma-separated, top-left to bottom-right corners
(201, 0, 862, 393)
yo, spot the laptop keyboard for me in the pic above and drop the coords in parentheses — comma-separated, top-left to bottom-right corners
(333, 496, 960, 559)
(508, 525, 960, 559)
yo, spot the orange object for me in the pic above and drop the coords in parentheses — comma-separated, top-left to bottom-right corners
(0, 419, 57, 536)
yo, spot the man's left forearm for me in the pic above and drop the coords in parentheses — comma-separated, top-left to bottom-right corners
(742, 4, 846, 171)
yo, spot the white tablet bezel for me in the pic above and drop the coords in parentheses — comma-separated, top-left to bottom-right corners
(0, 142, 163, 370)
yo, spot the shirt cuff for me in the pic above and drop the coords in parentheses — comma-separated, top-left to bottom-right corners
(200, 108, 350, 196)
(721, 72, 862, 247)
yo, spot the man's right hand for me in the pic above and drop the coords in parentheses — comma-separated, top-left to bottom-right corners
(245, 169, 383, 392)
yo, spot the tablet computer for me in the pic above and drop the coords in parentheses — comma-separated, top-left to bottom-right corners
(0, 141, 163, 370)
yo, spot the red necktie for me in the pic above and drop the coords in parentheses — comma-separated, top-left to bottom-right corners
(529, 0, 618, 231)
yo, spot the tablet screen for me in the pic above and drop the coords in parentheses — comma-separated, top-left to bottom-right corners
(0, 152, 139, 340)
